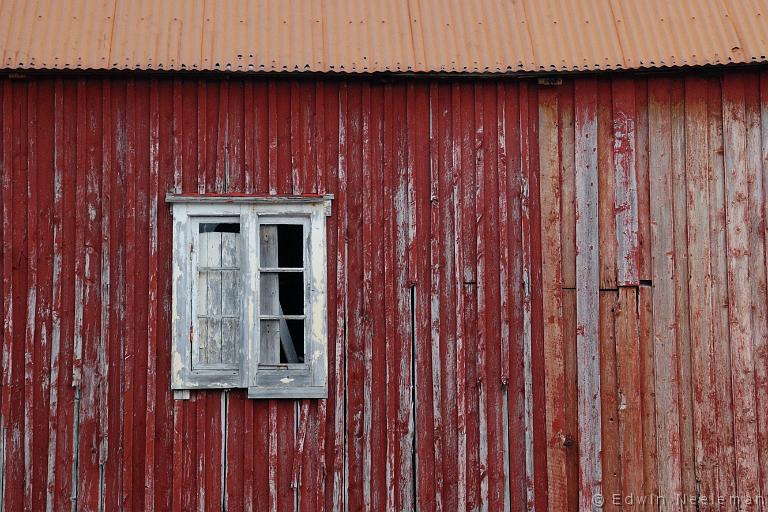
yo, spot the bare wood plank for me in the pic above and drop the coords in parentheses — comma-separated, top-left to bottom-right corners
(612, 78, 639, 286)
(670, 80, 697, 502)
(706, 77, 737, 503)
(648, 77, 684, 502)
(638, 285, 658, 512)
(599, 291, 620, 512)
(745, 72, 768, 502)
(559, 81, 576, 289)
(614, 287, 643, 504)
(574, 77, 602, 511)
(519, 80, 537, 511)
(538, 86, 567, 512)
(757, 70, 768, 500)
(474, 81, 489, 511)
(721, 73, 761, 501)
(597, 79, 616, 290)
(635, 80, 652, 282)
(683, 76, 719, 502)
(562, 289, 579, 511)
(144, 79, 160, 511)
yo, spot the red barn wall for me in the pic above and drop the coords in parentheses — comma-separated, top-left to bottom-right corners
(0, 72, 767, 511)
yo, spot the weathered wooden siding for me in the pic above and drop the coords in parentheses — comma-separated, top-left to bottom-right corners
(1, 71, 767, 511)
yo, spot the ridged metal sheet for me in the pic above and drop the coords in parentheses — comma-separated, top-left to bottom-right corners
(2, 0, 768, 73)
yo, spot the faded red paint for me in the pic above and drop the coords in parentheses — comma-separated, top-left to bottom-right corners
(1, 71, 768, 511)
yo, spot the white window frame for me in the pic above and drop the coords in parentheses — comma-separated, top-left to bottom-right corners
(169, 194, 331, 399)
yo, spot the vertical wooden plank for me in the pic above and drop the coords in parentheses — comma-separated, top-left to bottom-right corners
(528, 83, 549, 512)
(393, 82, 414, 512)
(683, 76, 719, 503)
(76, 78, 104, 512)
(367, 83, 386, 511)
(430, 82, 447, 510)
(597, 80, 616, 290)
(635, 80, 652, 283)
(574, 77, 602, 511)
(538, 86, 567, 512)
(383, 81, 398, 512)
(561, 289, 580, 512)
(519, 81, 537, 511)
(638, 286, 658, 511)
(612, 78, 639, 286)
(757, 70, 768, 500)
(599, 291, 620, 512)
(706, 77, 737, 504)
(615, 286, 643, 500)
(648, 77, 684, 504)
(411, 81, 437, 512)
(721, 73, 761, 503)
(5, 80, 28, 512)
(0, 80, 11, 503)
(32, 79, 55, 512)
(344, 80, 364, 511)
(120, 79, 137, 512)
(475, 81, 489, 512)
(559, 81, 576, 289)
(481, 82, 506, 511)
(670, 79, 697, 502)
(745, 72, 768, 503)
(144, 79, 160, 512)
(557, 81, 580, 512)
(52, 79, 78, 512)
(24, 80, 38, 512)
(0, 79, 8, 512)
(97, 79, 111, 512)
(330, 80, 347, 512)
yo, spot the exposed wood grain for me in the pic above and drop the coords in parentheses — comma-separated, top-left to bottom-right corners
(519, 81, 537, 511)
(637, 285, 658, 512)
(670, 80, 697, 502)
(597, 80, 617, 290)
(614, 287, 643, 504)
(746, 72, 768, 502)
(574, 78, 602, 511)
(599, 291, 620, 512)
(538, 86, 567, 512)
(612, 78, 640, 286)
(706, 76, 737, 504)
(648, 77, 684, 504)
(721, 73, 761, 502)
(683, 76, 719, 504)
(634, 80, 652, 283)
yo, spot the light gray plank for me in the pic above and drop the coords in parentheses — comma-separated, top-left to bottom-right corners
(260, 320, 280, 364)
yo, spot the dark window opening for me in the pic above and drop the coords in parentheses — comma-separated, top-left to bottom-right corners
(280, 319, 304, 363)
(278, 272, 304, 315)
(199, 222, 241, 233)
(277, 224, 303, 267)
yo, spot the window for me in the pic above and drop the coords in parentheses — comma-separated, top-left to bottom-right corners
(169, 195, 331, 399)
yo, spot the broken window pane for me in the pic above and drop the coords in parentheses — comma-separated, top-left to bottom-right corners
(259, 222, 305, 364)
(260, 224, 303, 268)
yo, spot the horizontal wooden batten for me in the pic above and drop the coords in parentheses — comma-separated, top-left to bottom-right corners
(1, 71, 767, 512)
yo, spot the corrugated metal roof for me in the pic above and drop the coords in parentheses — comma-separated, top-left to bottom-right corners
(2, 0, 768, 73)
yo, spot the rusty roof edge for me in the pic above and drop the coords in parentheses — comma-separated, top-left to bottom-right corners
(4, 59, 768, 81)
